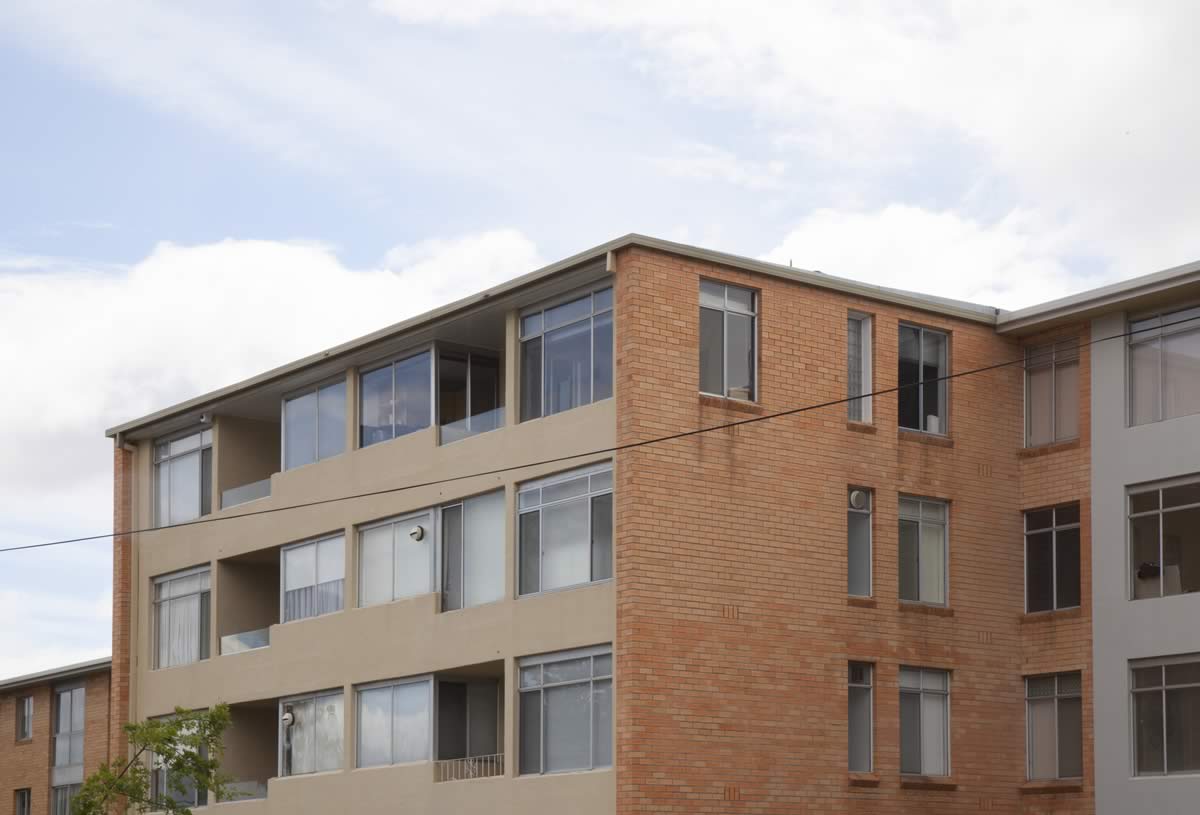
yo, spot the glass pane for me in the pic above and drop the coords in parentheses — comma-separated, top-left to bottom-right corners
(519, 512, 540, 595)
(439, 352, 469, 427)
(593, 654, 613, 677)
(1027, 365, 1053, 446)
(592, 678, 612, 768)
(393, 681, 431, 763)
(590, 470, 613, 492)
(900, 691, 922, 773)
(463, 491, 505, 607)
(848, 685, 872, 772)
(1131, 515, 1162, 599)
(317, 537, 344, 583)
(726, 285, 754, 314)
(899, 668, 922, 689)
(54, 734, 69, 766)
(1028, 697, 1057, 779)
(1166, 686, 1200, 772)
(1163, 506, 1200, 596)
(848, 511, 871, 596)
(200, 448, 212, 517)
(1129, 338, 1160, 426)
(168, 451, 200, 524)
(519, 692, 541, 774)
(1133, 666, 1163, 690)
(520, 338, 542, 421)
(469, 355, 501, 422)
(1165, 483, 1200, 508)
(544, 295, 592, 330)
(593, 311, 614, 402)
(921, 501, 946, 522)
(921, 693, 948, 776)
(1026, 531, 1054, 612)
(156, 463, 169, 526)
(360, 365, 394, 447)
(441, 504, 463, 612)
(1131, 490, 1160, 514)
(593, 287, 613, 312)
(544, 322, 591, 416)
(542, 475, 589, 505)
(358, 526, 393, 607)
(357, 687, 392, 767)
(699, 307, 724, 395)
(898, 497, 921, 519)
(394, 515, 434, 599)
(848, 318, 864, 421)
(395, 353, 432, 437)
(1058, 672, 1082, 696)
(849, 662, 871, 686)
(898, 326, 921, 430)
(169, 433, 201, 456)
(520, 666, 541, 689)
(591, 493, 613, 582)
(287, 699, 315, 775)
(726, 312, 754, 400)
(1134, 690, 1165, 774)
(1058, 696, 1083, 777)
(1026, 508, 1055, 532)
(1165, 662, 1200, 685)
(1163, 327, 1200, 421)
(921, 331, 947, 433)
(699, 279, 725, 309)
(544, 658, 590, 684)
(1055, 528, 1081, 608)
(315, 694, 343, 772)
(285, 543, 316, 592)
(544, 683, 590, 772)
(922, 670, 948, 692)
(899, 519, 919, 602)
(520, 313, 542, 338)
(284, 391, 317, 470)
(1026, 676, 1057, 698)
(1054, 361, 1080, 440)
(317, 381, 346, 460)
(919, 522, 946, 604)
(541, 499, 591, 591)
(1055, 503, 1080, 526)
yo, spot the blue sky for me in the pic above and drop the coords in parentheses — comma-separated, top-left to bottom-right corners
(2, 0, 1199, 676)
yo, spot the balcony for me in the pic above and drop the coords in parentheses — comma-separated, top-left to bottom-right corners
(219, 699, 278, 803)
(222, 478, 271, 509)
(216, 549, 280, 656)
(435, 753, 504, 782)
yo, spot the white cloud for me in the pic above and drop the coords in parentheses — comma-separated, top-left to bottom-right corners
(0, 229, 540, 676)
(650, 142, 788, 191)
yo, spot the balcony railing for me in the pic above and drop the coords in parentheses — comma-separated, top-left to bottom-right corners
(440, 407, 505, 445)
(220, 628, 270, 655)
(221, 478, 271, 509)
(434, 753, 504, 782)
(221, 780, 268, 801)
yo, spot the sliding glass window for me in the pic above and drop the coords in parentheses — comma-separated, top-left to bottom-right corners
(520, 286, 613, 421)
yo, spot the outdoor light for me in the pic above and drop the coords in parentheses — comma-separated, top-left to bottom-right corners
(281, 706, 294, 728)
(409, 525, 425, 541)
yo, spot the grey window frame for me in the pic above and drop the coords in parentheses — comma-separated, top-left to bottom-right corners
(358, 346, 436, 448)
(847, 487, 873, 597)
(518, 645, 613, 775)
(437, 347, 504, 444)
(354, 675, 434, 768)
(278, 688, 344, 777)
(1130, 654, 1200, 776)
(51, 684, 85, 789)
(16, 694, 32, 741)
(898, 496, 949, 606)
(440, 490, 506, 612)
(1024, 503, 1081, 612)
(848, 312, 873, 422)
(49, 785, 79, 815)
(152, 427, 213, 526)
(281, 377, 347, 470)
(356, 509, 438, 608)
(517, 462, 614, 597)
(898, 323, 949, 434)
(280, 533, 346, 623)
(519, 283, 614, 422)
(699, 279, 758, 401)
(899, 667, 951, 776)
(14, 789, 31, 815)
(1024, 339, 1080, 446)
(1128, 476, 1200, 600)
(1025, 672, 1083, 780)
(1128, 305, 1200, 426)
(152, 565, 212, 670)
(848, 661, 874, 772)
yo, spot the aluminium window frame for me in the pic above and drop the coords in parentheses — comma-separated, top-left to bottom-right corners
(1023, 503, 1082, 613)
(353, 674, 435, 768)
(847, 311, 874, 423)
(151, 565, 212, 670)
(356, 508, 439, 608)
(698, 278, 759, 402)
(152, 426, 213, 526)
(51, 682, 85, 774)
(1023, 338, 1080, 447)
(280, 375, 348, 471)
(899, 666, 952, 777)
(848, 661, 874, 773)
(16, 694, 33, 741)
(436, 345, 504, 444)
(847, 486, 873, 598)
(14, 789, 31, 815)
(516, 461, 614, 598)
(898, 495, 950, 607)
(518, 644, 613, 776)
(279, 532, 347, 624)
(277, 687, 345, 777)
(1127, 303, 1200, 427)
(439, 489, 507, 612)
(897, 322, 950, 435)
(518, 281, 615, 422)
(1024, 671, 1083, 781)
(1127, 475, 1200, 600)
(358, 344, 436, 449)
(1129, 653, 1200, 776)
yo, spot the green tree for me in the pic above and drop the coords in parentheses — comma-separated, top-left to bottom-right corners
(73, 705, 234, 815)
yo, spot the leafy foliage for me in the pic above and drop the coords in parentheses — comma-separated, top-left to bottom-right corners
(73, 705, 234, 815)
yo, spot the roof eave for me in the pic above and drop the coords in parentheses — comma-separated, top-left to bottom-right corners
(0, 656, 112, 692)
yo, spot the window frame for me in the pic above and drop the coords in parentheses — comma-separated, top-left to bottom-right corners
(440, 489, 506, 612)
(280, 533, 346, 624)
(16, 694, 32, 741)
(356, 509, 438, 608)
(49, 785, 79, 815)
(848, 661, 874, 772)
(149, 713, 208, 808)
(1024, 339, 1080, 447)
(152, 426, 213, 526)
(51, 683, 85, 790)
(518, 645, 613, 775)
(437, 346, 504, 444)
(1128, 476, 1200, 600)
(278, 688, 345, 777)
(518, 282, 614, 422)
(281, 376, 347, 471)
(847, 487, 873, 598)
(698, 278, 759, 402)
(1024, 503, 1081, 613)
(517, 462, 614, 597)
(358, 345, 436, 449)
(152, 565, 212, 670)
(1025, 671, 1083, 780)
(848, 312, 873, 423)
(899, 666, 951, 777)
(1129, 654, 1200, 776)
(898, 495, 949, 606)
(1127, 304, 1200, 427)
(898, 322, 950, 435)
(353, 675, 434, 768)
(14, 789, 31, 815)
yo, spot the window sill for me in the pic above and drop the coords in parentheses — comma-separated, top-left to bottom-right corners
(698, 394, 765, 415)
(1019, 779, 1083, 795)
(14, 737, 32, 745)
(898, 430, 954, 448)
(846, 421, 877, 435)
(1018, 438, 1081, 458)
(1020, 607, 1082, 624)
(898, 602, 954, 617)
(847, 772, 880, 788)
(847, 596, 877, 609)
(900, 776, 957, 791)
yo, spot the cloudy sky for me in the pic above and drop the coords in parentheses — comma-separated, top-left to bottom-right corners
(1, 0, 1198, 677)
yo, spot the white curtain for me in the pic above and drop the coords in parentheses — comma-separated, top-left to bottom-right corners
(541, 500, 590, 591)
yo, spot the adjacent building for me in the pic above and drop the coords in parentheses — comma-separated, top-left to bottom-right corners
(0, 658, 112, 815)
(102, 235, 1199, 813)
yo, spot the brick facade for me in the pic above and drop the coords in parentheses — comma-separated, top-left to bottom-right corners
(110, 444, 134, 764)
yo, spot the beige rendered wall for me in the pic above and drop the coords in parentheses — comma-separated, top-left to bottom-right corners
(214, 415, 281, 501)
(216, 558, 278, 640)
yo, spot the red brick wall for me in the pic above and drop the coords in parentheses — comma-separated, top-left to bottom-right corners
(614, 246, 1092, 814)
(110, 443, 134, 764)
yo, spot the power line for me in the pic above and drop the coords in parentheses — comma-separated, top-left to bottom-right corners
(2, 314, 1194, 554)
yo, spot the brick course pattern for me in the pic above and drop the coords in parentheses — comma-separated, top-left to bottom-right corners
(613, 246, 1092, 814)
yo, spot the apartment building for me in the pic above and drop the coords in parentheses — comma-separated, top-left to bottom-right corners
(103, 234, 1198, 814)
(0, 658, 112, 815)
